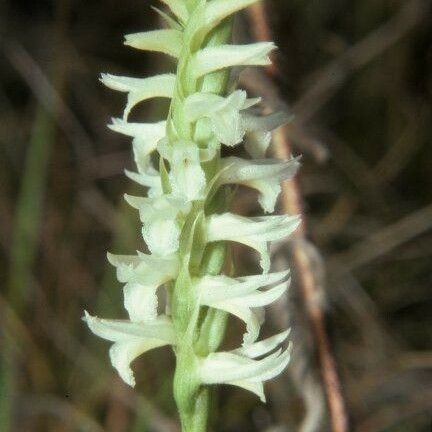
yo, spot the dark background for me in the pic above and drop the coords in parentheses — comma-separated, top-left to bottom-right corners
(0, 0, 431, 431)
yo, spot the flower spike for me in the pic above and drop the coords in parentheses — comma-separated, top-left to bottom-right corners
(88, 0, 300, 426)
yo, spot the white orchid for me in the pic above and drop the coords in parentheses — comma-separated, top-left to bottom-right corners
(84, 312, 175, 386)
(184, 90, 260, 147)
(100, 73, 175, 120)
(86, 0, 300, 429)
(207, 213, 301, 273)
(196, 270, 290, 344)
(199, 331, 292, 402)
(125, 194, 191, 256)
(158, 140, 207, 201)
(220, 156, 300, 212)
(107, 252, 179, 322)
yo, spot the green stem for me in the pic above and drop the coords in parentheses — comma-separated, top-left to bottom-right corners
(168, 7, 234, 431)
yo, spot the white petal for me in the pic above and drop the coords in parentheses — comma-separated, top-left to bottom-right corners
(234, 282, 287, 308)
(203, 284, 287, 345)
(107, 252, 178, 284)
(233, 329, 291, 359)
(109, 338, 169, 386)
(100, 73, 175, 119)
(191, 42, 276, 79)
(143, 219, 181, 256)
(125, 169, 162, 196)
(123, 282, 159, 322)
(244, 130, 271, 159)
(83, 311, 175, 342)
(219, 303, 261, 344)
(109, 118, 166, 171)
(125, 194, 189, 255)
(84, 313, 175, 387)
(228, 379, 265, 402)
(254, 346, 291, 382)
(220, 157, 300, 212)
(124, 29, 183, 58)
(197, 270, 289, 303)
(165, 143, 207, 201)
(200, 349, 282, 383)
(242, 111, 289, 158)
(206, 213, 301, 272)
(184, 91, 248, 146)
(242, 111, 288, 133)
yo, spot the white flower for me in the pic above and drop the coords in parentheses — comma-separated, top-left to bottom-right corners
(158, 140, 207, 201)
(191, 42, 276, 79)
(125, 162, 163, 198)
(197, 271, 290, 344)
(206, 213, 301, 273)
(124, 29, 183, 58)
(219, 156, 300, 213)
(199, 331, 291, 402)
(184, 90, 260, 147)
(125, 194, 191, 256)
(84, 312, 175, 386)
(100, 73, 176, 120)
(243, 111, 289, 158)
(107, 252, 178, 321)
(108, 118, 166, 172)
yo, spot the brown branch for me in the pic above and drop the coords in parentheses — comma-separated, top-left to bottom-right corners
(247, 4, 350, 432)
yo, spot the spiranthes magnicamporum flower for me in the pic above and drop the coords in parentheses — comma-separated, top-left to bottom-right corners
(84, 1, 300, 430)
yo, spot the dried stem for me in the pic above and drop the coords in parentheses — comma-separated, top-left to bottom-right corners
(247, 4, 349, 432)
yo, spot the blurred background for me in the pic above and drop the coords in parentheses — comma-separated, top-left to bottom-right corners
(1, 0, 432, 431)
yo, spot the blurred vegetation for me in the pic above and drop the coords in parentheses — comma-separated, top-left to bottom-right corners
(0, 0, 431, 431)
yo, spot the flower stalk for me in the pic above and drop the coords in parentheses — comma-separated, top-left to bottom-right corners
(85, 1, 300, 431)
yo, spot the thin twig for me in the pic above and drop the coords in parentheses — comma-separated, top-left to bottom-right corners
(247, 4, 350, 432)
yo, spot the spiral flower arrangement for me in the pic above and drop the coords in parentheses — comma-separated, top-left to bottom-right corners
(84, 1, 300, 430)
